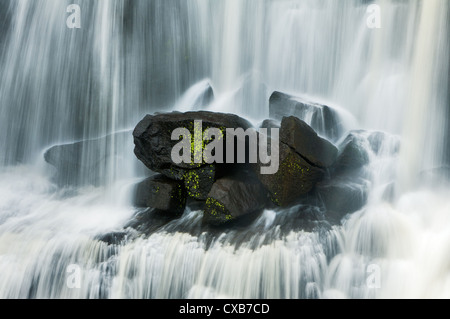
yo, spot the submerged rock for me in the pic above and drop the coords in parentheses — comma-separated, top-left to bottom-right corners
(192, 82, 215, 109)
(44, 131, 132, 186)
(269, 91, 346, 141)
(333, 131, 371, 174)
(367, 131, 401, 155)
(175, 80, 215, 111)
(203, 173, 268, 226)
(125, 208, 184, 235)
(315, 176, 370, 222)
(133, 174, 186, 215)
(95, 231, 129, 246)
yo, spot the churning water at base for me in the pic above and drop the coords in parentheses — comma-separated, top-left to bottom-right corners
(1, 165, 450, 299)
(0, 0, 449, 299)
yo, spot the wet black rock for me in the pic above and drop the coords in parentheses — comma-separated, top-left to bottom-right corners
(253, 140, 324, 207)
(333, 131, 371, 175)
(183, 165, 216, 200)
(258, 119, 280, 139)
(203, 173, 269, 226)
(133, 174, 186, 215)
(280, 116, 338, 168)
(259, 119, 280, 130)
(96, 231, 129, 246)
(133, 111, 253, 177)
(315, 176, 370, 222)
(125, 208, 182, 235)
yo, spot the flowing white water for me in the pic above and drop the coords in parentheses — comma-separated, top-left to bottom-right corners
(0, 0, 449, 299)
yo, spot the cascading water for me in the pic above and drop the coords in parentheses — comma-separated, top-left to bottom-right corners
(0, 0, 449, 299)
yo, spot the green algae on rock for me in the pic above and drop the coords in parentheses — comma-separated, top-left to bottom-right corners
(133, 174, 186, 215)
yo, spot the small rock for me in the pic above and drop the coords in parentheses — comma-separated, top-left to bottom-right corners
(133, 174, 186, 215)
(333, 131, 371, 175)
(203, 173, 268, 226)
(95, 232, 129, 246)
(280, 116, 338, 168)
(254, 141, 324, 207)
(315, 177, 370, 222)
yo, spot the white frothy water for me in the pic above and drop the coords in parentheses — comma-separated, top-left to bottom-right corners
(0, 0, 449, 299)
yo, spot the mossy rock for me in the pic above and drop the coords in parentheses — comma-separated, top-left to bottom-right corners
(133, 174, 186, 215)
(204, 198, 235, 225)
(133, 111, 253, 178)
(280, 116, 338, 168)
(183, 165, 216, 200)
(254, 141, 324, 207)
(203, 173, 268, 226)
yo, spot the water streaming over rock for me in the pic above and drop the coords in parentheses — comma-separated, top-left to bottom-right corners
(0, 0, 449, 299)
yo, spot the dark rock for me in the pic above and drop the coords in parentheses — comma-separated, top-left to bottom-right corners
(280, 116, 338, 168)
(254, 140, 324, 207)
(269, 91, 346, 141)
(125, 208, 180, 235)
(265, 204, 331, 234)
(203, 173, 268, 226)
(315, 177, 370, 222)
(186, 198, 207, 211)
(158, 166, 188, 181)
(133, 111, 253, 177)
(333, 131, 371, 175)
(133, 174, 186, 215)
(44, 131, 132, 186)
(183, 165, 216, 200)
(259, 119, 280, 130)
(95, 232, 129, 246)
(258, 119, 280, 139)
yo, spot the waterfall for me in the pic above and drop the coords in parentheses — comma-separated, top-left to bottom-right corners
(0, 0, 449, 299)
